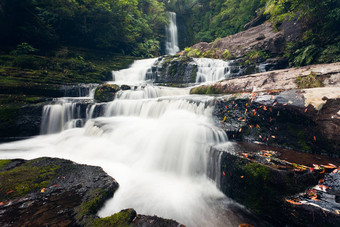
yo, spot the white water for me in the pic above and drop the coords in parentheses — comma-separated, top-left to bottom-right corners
(112, 58, 157, 84)
(0, 58, 259, 226)
(194, 58, 232, 82)
(165, 12, 180, 55)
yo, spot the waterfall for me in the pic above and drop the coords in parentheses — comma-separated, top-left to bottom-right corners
(112, 58, 157, 84)
(194, 58, 232, 82)
(165, 12, 180, 55)
(0, 57, 261, 227)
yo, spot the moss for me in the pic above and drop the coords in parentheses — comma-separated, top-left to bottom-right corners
(190, 85, 222, 95)
(242, 163, 274, 213)
(222, 49, 232, 60)
(288, 126, 311, 152)
(77, 188, 107, 218)
(94, 84, 120, 102)
(92, 209, 136, 227)
(0, 160, 60, 201)
(245, 50, 270, 65)
(0, 160, 11, 171)
(296, 72, 324, 89)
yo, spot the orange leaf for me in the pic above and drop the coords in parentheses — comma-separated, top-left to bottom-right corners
(304, 108, 308, 112)
(313, 136, 317, 141)
(322, 164, 336, 169)
(256, 124, 260, 128)
(222, 171, 226, 176)
(241, 176, 244, 179)
(311, 195, 320, 201)
(249, 125, 254, 128)
(263, 106, 267, 110)
(285, 199, 302, 205)
(7, 190, 14, 194)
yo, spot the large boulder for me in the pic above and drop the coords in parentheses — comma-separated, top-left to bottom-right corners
(94, 84, 120, 102)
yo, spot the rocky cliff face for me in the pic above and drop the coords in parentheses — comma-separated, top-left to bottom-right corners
(192, 23, 285, 59)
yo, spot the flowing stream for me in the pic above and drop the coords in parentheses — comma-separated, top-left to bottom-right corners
(0, 58, 264, 226)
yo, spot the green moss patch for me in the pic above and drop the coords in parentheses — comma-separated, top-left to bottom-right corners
(296, 72, 324, 89)
(94, 84, 120, 102)
(0, 159, 60, 201)
(0, 160, 11, 171)
(93, 209, 136, 227)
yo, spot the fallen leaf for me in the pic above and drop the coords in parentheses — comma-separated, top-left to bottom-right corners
(222, 116, 227, 123)
(286, 199, 302, 205)
(271, 135, 276, 139)
(0, 202, 3, 206)
(263, 106, 267, 111)
(239, 223, 254, 227)
(256, 124, 260, 128)
(7, 190, 14, 194)
(313, 136, 317, 141)
(328, 163, 337, 168)
(311, 195, 320, 201)
(335, 210, 340, 215)
(322, 164, 337, 169)
(239, 128, 242, 132)
(304, 108, 308, 112)
(223, 171, 226, 176)
(241, 176, 244, 179)
(244, 109, 248, 114)
(41, 188, 46, 193)
(249, 125, 254, 128)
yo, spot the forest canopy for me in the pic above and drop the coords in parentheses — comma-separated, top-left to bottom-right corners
(0, 0, 167, 56)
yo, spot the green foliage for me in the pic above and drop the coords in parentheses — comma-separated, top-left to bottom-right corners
(184, 47, 201, 58)
(265, 0, 340, 65)
(10, 43, 38, 55)
(245, 50, 270, 65)
(167, 0, 265, 43)
(0, 0, 167, 56)
(222, 49, 232, 60)
(317, 42, 340, 64)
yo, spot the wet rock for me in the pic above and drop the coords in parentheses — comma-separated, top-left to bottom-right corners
(213, 88, 340, 157)
(210, 143, 340, 226)
(0, 158, 185, 227)
(284, 167, 340, 226)
(94, 84, 120, 102)
(120, 84, 131, 90)
(0, 157, 118, 227)
(151, 56, 197, 85)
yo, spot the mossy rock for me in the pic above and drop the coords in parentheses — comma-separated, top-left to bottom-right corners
(120, 85, 131, 90)
(94, 84, 120, 102)
(93, 209, 136, 227)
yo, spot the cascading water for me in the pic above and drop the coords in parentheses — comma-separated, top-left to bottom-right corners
(194, 58, 232, 82)
(165, 12, 180, 55)
(0, 58, 261, 226)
